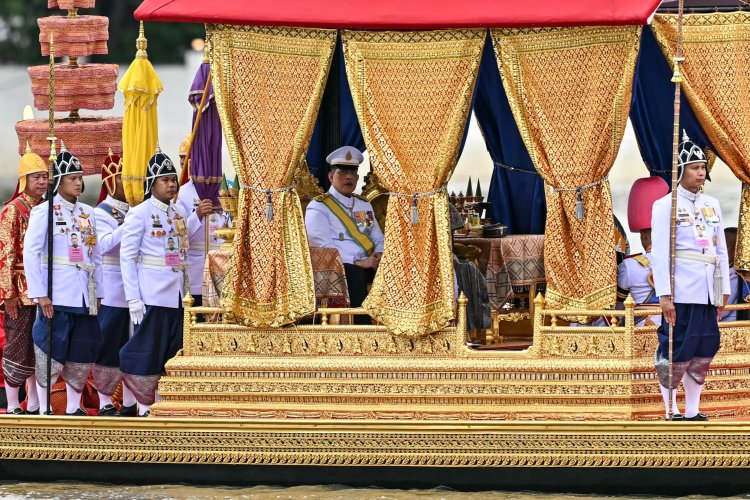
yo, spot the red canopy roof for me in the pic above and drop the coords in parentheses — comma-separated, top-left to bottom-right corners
(135, 0, 662, 29)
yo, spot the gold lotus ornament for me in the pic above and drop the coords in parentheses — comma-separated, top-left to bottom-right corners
(216, 174, 239, 251)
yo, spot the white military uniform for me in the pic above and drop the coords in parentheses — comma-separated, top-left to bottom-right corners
(120, 197, 201, 308)
(617, 252, 661, 326)
(722, 267, 739, 321)
(95, 196, 129, 308)
(651, 185, 731, 304)
(305, 186, 385, 264)
(176, 179, 222, 296)
(24, 194, 104, 308)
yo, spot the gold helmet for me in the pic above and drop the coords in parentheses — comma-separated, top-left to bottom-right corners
(178, 134, 191, 157)
(17, 142, 47, 194)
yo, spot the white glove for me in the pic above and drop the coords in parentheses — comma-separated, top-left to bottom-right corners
(128, 299, 146, 325)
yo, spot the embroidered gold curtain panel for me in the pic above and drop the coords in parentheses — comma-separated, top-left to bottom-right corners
(651, 13, 750, 277)
(491, 26, 641, 312)
(208, 25, 335, 326)
(342, 30, 485, 337)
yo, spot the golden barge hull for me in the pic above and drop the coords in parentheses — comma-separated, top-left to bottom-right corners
(1, 417, 750, 494)
(2, 298, 749, 493)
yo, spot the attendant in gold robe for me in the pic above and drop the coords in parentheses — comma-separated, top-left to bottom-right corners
(0, 144, 48, 415)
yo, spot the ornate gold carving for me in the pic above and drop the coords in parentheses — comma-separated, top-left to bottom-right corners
(155, 291, 750, 422)
(2, 418, 750, 467)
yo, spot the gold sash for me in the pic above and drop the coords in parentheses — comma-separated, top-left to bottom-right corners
(318, 194, 374, 256)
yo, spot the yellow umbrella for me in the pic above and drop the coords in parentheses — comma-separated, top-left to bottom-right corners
(119, 21, 162, 205)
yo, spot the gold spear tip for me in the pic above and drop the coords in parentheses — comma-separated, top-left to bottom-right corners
(136, 21, 148, 60)
(49, 33, 54, 57)
(203, 43, 209, 64)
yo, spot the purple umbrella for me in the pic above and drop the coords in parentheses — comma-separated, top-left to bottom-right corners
(188, 59, 222, 204)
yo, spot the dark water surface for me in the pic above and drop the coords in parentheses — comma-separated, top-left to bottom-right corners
(0, 484, 747, 500)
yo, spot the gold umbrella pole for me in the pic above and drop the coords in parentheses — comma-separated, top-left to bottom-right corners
(667, 0, 686, 421)
(44, 34, 58, 414)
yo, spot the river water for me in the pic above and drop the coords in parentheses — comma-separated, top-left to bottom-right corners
(0, 484, 747, 500)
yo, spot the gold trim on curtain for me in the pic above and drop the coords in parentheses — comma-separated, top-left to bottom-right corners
(492, 26, 641, 313)
(343, 30, 485, 337)
(208, 25, 335, 327)
(651, 13, 750, 277)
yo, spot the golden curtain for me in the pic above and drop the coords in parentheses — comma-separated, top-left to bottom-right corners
(651, 13, 750, 276)
(492, 26, 641, 311)
(343, 30, 484, 337)
(208, 25, 335, 327)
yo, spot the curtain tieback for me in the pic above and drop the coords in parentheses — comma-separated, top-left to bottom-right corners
(389, 184, 448, 225)
(240, 183, 296, 221)
(494, 161, 540, 176)
(549, 176, 608, 221)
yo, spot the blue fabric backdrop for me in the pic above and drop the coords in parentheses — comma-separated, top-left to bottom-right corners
(306, 37, 365, 187)
(474, 34, 546, 234)
(630, 27, 714, 184)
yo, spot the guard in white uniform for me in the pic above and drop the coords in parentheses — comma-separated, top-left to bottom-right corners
(24, 144, 104, 415)
(91, 151, 135, 416)
(305, 146, 384, 323)
(617, 176, 670, 327)
(651, 131, 731, 421)
(119, 146, 205, 416)
(176, 178, 222, 307)
(721, 227, 740, 322)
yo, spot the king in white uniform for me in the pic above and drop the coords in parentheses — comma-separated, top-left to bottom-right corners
(305, 146, 384, 323)
(119, 146, 203, 417)
(651, 131, 731, 421)
(24, 144, 104, 415)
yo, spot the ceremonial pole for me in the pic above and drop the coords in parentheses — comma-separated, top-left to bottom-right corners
(45, 34, 57, 414)
(667, 0, 686, 421)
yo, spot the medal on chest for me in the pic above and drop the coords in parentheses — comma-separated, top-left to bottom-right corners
(353, 210, 375, 234)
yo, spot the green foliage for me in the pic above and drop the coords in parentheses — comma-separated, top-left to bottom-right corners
(0, 0, 204, 64)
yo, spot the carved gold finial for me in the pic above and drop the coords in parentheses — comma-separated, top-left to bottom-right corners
(136, 21, 148, 60)
(623, 293, 635, 309)
(108, 147, 114, 157)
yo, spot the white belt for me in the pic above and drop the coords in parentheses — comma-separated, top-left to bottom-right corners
(675, 250, 723, 307)
(138, 255, 170, 268)
(42, 256, 95, 271)
(137, 256, 189, 294)
(675, 250, 720, 265)
(137, 255, 186, 274)
(103, 256, 120, 266)
(39, 256, 98, 315)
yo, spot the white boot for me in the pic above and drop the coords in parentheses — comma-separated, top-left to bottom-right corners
(659, 384, 681, 419)
(683, 375, 706, 420)
(37, 381, 52, 415)
(65, 383, 83, 415)
(26, 375, 39, 413)
(5, 385, 21, 414)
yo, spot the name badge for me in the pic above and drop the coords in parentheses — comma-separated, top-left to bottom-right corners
(694, 225, 710, 248)
(68, 232, 84, 262)
(165, 236, 181, 267)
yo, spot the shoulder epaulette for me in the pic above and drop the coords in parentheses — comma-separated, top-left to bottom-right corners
(313, 193, 331, 202)
(632, 254, 651, 268)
